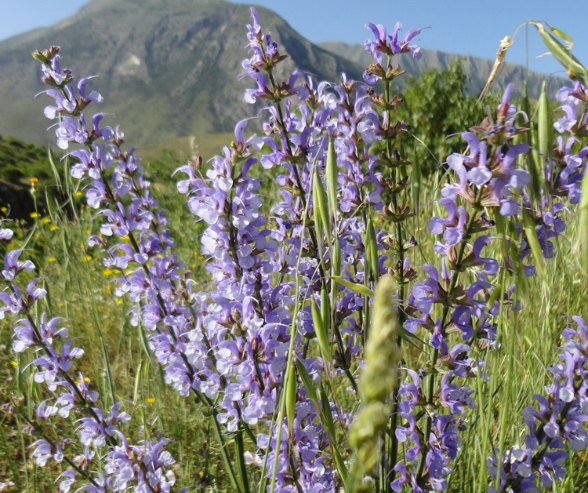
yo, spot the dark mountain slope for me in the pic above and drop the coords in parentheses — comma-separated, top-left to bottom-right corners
(0, 0, 565, 149)
(0, 0, 362, 147)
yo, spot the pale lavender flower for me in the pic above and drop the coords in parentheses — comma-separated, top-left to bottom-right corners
(2, 249, 35, 281)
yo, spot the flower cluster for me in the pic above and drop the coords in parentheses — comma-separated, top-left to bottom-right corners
(1, 238, 179, 493)
(554, 82, 588, 136)
(481, 81, 588, 493)
(386, 76, 588, 492)
(2, 11, 588, 493)
(383, 85, 531, 491)
(488, 316, 588, 492)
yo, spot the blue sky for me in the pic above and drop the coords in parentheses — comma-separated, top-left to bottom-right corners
(1, 0, 587, 76)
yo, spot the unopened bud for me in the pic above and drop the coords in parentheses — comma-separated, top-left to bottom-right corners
(231, 324, 243, 337)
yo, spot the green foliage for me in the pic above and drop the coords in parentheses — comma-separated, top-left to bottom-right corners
(0, 136, 51, 183)
(398, 59, 500, 173)
(0, 135, 56, 192)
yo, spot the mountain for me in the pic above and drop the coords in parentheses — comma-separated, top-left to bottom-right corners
(0, 0, 566, 150)
(319, 41, 565, 98)
(0, 0, 363, 148)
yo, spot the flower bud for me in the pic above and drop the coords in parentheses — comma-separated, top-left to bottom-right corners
(285, 361, 296, 436)
(313, 164, 331, 244)
(311, 298, 330, 372)
(325, 135, 338, 225)
(331, 238, 341, 278)
(365, 217, 379, 282)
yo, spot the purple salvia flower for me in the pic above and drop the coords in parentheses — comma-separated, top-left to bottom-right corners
(2, 249, 35, 281)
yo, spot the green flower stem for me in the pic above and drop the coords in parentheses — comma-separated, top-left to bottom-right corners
(263, 58, 363, 397)
(494, 286, 519, 491)
(269, 160, 315, 493)
(416, 186, 484, 483)
(476, 271, 507, 493)
(209, 409, 242, 493)
(265, 69, 326, 284)
(383, 68, 409, 491)
(236, 425, 251, 493)
(23, 312, 119, 448)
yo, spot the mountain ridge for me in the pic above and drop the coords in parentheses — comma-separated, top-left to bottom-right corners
(0, 0, 566, 149)
(318, 40, 564, 98)
(0, 0, 365, 148)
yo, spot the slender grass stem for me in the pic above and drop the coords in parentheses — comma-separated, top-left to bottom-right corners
(495, 289, 518, 491)
(210, 410, 242, 493)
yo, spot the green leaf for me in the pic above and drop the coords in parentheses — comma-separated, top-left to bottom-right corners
(296, 359, 319, 410)
(311, 299, 330, 366)
(331, 238, 341, 278)
(531, 22, 588, 87)
(332, 444, 348, 487)
(331, 276, 375, 297)
(365, 217, 379, 282)
(397, 326, 427, 350)
(522, 95, 542, 205)
(132, 361, 142, 407)
(522, 210, 546, 277)
(320, 387, 337, 440)
(313, 164, 331, 244)
(577, 167, 588, 272)
(320, 287, 330, 331)
(549, 26, 574, 48)
(297, 365, 348, 486)
(537, 82, 553, 177)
